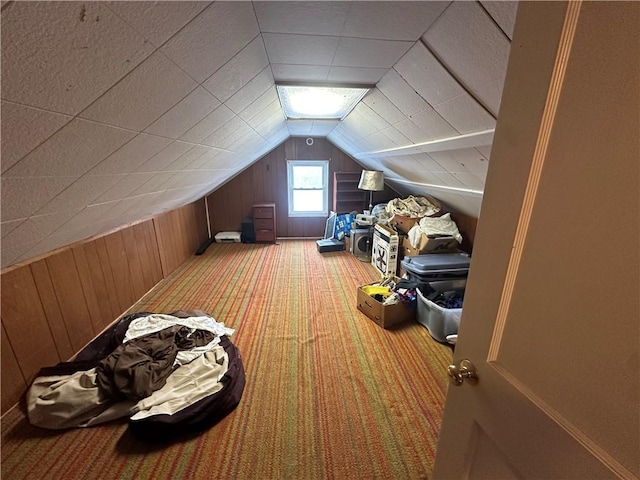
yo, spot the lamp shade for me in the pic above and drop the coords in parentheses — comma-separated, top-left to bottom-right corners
(357, 170, 384, 191)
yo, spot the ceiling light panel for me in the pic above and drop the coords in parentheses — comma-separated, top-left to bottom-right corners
(277, 85, 369, 120)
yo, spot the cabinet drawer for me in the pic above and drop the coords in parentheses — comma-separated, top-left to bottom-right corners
(254, 207, 273, 219)
(254, 218, 274, 231)
(255, 231, 275, 242)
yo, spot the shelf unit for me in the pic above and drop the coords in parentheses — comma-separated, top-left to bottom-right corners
(333, 172, 367, 214)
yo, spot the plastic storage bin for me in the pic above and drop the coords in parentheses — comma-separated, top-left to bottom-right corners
(416, 280, 465, 342)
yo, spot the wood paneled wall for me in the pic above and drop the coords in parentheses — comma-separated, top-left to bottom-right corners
(0, 200, 208, 414)
(206, 137, 399, 238)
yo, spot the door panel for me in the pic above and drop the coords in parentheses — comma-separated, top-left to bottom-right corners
(434, 1, 639, 478)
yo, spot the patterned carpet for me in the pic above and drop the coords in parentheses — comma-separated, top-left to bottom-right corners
(1, 240, 453, 479)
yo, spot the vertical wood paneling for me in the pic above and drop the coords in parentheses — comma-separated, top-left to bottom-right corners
(72, 245, 108, 336)
(103, 231, 136, 311)
(141, 220, 164, 284)
(121, 227, 147, 300)
(45, 250, 95, 352)
(0, 202, 209, 411)
(1, 322, 27, 415)
(80, 242, 118, 328)
(30, 259, 75, 360)
(1, 267, 61, 384)
(94, 237, 125, 318)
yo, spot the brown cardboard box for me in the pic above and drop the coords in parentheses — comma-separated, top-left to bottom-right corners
(357, 281, 414, 328)
(401, 234, 459, 254)
(389, 215, 421, 234)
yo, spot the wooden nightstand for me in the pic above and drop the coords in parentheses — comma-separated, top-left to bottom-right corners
(253, 203, 276, 243)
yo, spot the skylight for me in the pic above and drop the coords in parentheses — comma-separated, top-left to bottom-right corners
(276, 84, 370, 120)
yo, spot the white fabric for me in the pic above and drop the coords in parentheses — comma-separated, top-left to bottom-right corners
(131, 346, 228, 420)
(385, 195, 440, 218)
(124, 314, 235, 343)
(407, 212, 463, 247)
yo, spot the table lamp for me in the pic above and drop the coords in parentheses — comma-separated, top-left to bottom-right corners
(358, 170, 384, 213)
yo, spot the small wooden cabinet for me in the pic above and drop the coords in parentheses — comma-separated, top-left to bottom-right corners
(253, 202, 276, 243)
(333, 172, 367, 214)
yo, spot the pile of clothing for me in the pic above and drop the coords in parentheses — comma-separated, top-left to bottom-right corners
(27, 310, 245, 442)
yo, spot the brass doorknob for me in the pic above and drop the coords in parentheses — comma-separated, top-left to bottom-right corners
(447, 359, 478, 386)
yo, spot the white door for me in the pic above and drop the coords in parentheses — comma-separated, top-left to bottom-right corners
(433, 1, 639, 478)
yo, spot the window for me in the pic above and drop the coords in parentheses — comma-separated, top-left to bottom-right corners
(287, 160, 329, 217)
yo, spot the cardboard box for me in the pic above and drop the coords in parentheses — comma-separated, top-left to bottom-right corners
(389, 215, 421, 234)
(401, 234, 459, 254)
(371, 223, 400, 276)
(357, 281, 414, 328)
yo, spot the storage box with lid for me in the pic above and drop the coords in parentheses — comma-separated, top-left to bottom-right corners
(416, 279, 466, 342)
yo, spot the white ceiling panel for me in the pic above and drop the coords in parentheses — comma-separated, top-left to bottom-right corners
(1, 101, 73, 173)
(394, 119, 435, 145)
(333, 37, 413, 69)
(262, 33, 339, 65)
(451, 172, 485, 191)
(286, 120, 314, 136)
(92, 173, 157, 203)
(362, 89, 406, 126)
(1, 219, 25, 239)
(326, 66, 388, 84)
(423, 1, 510, 116)
(270, 64, 330, 83)
(36, 174, 122, 216)
(1, 176, 78, 222)
(4, 119, 136, 178)
(376, 69, 431, 117)
(105, 1, 211, 48)
(310, 121, 341, 137)
(160, 2, 260, 83)
(202, 36, 270, 102)
(243, 94, 282, 126)
(135, 141, 197, 173)
(89, 133, 173, 175)
(1, 1, 154, 115)
(433, 94, 496, 134)
(481, 1, 519, 40)
(408, 107, 458, 141)
(1, 209, 81, 261)
(352, 102, 393, 132)
(202, 116, 251, 147)
(180, 105, 236, 144)
(79, 52, 198, 131)
(144, 87, 221, 139)
(254, 2, 350, 36)
(395, 43, 465, 107)
(430, 148, 490, 177)
(166, 145, 216, 171)
(412, 153, 447, 172)
(134, 173, 179, 195)
(224, 67, 275, 114)
(341, 1, 450, 41)
(378, 127, 412, 149)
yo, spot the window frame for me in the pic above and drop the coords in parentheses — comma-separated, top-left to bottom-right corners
(286, 160, 329, 217)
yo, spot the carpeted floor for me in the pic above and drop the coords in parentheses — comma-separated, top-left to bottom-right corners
(1, 240, 453, 479)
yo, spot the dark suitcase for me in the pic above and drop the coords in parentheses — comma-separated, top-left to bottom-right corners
(401, 252, 471, 282)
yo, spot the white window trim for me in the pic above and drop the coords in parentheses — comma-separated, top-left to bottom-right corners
(287, 160, 329, 217)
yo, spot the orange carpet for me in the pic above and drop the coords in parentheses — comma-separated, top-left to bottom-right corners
(1, 240, 453, 479)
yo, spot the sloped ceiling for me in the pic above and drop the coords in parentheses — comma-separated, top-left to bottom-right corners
(0, 1, 517, 268)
